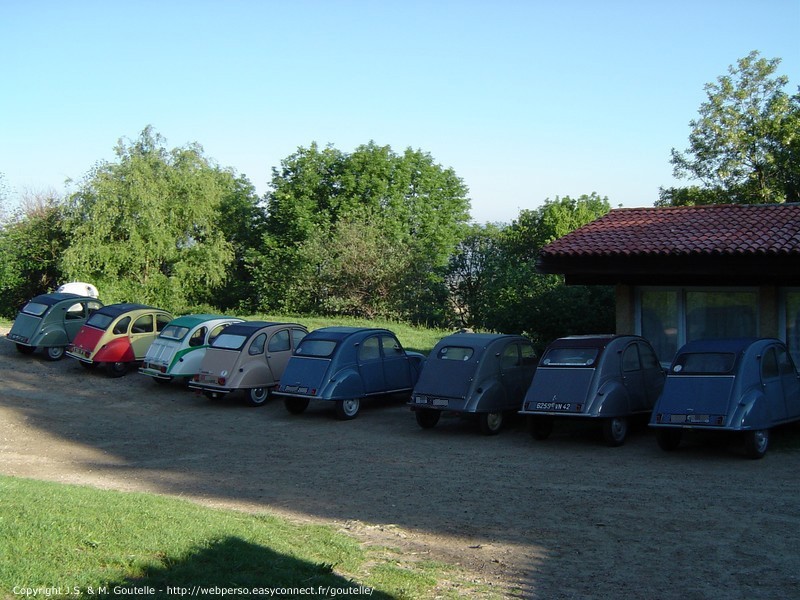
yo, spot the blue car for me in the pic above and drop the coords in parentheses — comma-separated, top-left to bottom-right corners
(650, 338, 800, 459)
(409, 332, 538, 435)
(520, 335, 665, 446)
(275, 327, 426, 420)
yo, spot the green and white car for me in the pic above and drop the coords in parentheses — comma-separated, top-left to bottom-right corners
(139, 314, 244, 385)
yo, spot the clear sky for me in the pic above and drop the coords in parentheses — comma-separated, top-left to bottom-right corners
(1, 0, 798, 224)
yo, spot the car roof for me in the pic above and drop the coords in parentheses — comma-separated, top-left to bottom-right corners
(95, 303, 156, 317)
(303, 326, 393, 341)
(676, 338, 767, 354)
(29, 292, 86, 305)
(221, 321, 302, 336)
(547, 334, 631, 349)
(435, 332, 528, 350)
(166, 314, 234, 329)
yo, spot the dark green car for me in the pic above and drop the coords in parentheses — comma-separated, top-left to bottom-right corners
(6, 293, 103, 360)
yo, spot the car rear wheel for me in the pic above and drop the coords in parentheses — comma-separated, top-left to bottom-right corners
(744, 429, 770, 459)
(284, 397, 309, 414)
(45, 346, 65, 361)
(415, 409, 440, 429)
(479, 411, 504, 435)
(107, 362, 128, 377)
(247, 387, 270, 407)
(335, 398, 360, 420)
(602, 417, 628, 447)
(656, 429, 683, 452)
(529, 416, 554, 440)
(16, 344, 35, 355)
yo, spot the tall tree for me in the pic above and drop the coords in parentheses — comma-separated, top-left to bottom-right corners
(0, 191, 69, 317)
(664, 51, 799, 205)
(252, 141, 471, 323)
(61, 127, 236, 311)
(462, 194, 613, 348)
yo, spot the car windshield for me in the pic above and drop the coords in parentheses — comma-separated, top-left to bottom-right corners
(160, 325, 190, 341)
(672, 352, 736, 374)
(21, 302, 50, 317)
(86, 312, 115, 330)
(296, 339, 338, 358)
(211, 333, 249, 350)
(437, 346, 474, 361)
(541, 347, 599, 367)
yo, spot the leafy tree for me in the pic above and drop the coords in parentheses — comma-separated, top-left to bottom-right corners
(252, 141, 471, 323)
(459, 194, 613, 349)
(0, 191, 69, 317)
(665, 51, 799, 205)
(61, 127, 236, 312)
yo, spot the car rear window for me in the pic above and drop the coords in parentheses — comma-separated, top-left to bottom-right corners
(438, 346, 474, 361)
(160, 325, 190, 341)
(211, 333, 249, 350)
(296, 339, 338, 358)
(86, 312, 115, 330)
(21, 302, 50, 316)
(672, 352, 736, 374)
(541, 347, 599, 367)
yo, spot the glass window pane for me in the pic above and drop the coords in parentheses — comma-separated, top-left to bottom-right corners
(786, 292, 800, 368)
(641, 290, 678, 364)
(686, 292, 756, 341)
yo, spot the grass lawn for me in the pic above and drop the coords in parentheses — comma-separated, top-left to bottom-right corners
(0, 476, 494, 600)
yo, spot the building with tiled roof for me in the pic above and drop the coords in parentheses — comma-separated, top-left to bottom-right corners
(536, 204, 800, 364)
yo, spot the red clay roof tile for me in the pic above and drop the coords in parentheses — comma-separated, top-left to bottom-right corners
(539, 204, 800, 258)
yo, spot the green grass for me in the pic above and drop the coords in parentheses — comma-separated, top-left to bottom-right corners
(0, 476, 497, 600)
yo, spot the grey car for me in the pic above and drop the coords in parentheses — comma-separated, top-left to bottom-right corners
(409, 332, 538, 435)
(520, 335, 665, 446)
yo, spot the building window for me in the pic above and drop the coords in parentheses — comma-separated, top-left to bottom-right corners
(637, 288, 758, 365)
(784, 291, 800, 368)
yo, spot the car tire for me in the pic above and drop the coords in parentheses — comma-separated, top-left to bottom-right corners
(529, 416, 553, 440)
(16, 344, 35, 355)
(479, 411, 504, 436)
(656, 429, 683, 452)
(415, 409, 440, 429)
(284, 397, 309, 414)
(335, 398, 360, 420)
(107, 362, 128, 378)
(45, 346, 65, 361)
(744, 429, 769, 459)
(602, 417, 628, 447)
(247, 387, 270, 407)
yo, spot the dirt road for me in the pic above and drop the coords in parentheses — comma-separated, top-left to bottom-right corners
(2, 332, 799, 599)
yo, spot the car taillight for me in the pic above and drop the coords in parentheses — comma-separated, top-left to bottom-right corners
(218, 377, 226, 385)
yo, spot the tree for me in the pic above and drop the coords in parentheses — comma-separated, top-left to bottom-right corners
(61, 127, 236, 312)
(458, 194, 613, 348)
(252, 141, 471, 323)
(666, 51, 799, 205)
(0, 190, 69, 317)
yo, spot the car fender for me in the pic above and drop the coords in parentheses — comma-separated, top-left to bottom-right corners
(34, 326, 69, 348)
(168, 347, 205, 376)
(465, 379, 506, 413)
(731, 389, 769, 430)
(93, 338, 135, 363)
(231, 360, 274, 389)
(320, 367, 365, 400)
(407, 353, 427, 383)
(593, 381, 630, 417)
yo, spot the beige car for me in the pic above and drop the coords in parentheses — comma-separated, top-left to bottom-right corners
(189, 320, 308, 406)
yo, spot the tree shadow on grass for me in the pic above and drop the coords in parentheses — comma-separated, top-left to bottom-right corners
(110, 536, 393, 599)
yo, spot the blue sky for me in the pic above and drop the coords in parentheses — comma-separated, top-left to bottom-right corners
(1, 0, 798, 224)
